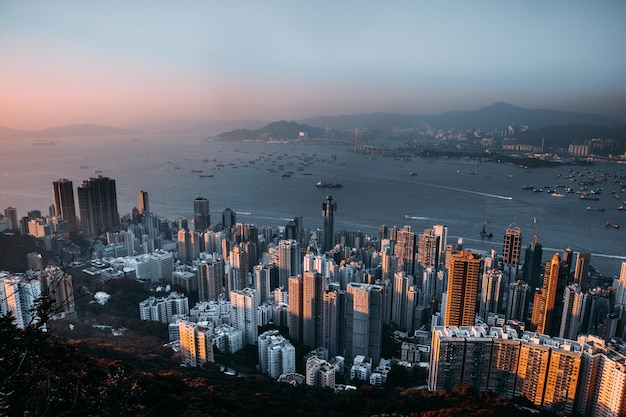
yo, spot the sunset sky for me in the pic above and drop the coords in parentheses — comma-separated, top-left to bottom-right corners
(1, 1, 625, 130)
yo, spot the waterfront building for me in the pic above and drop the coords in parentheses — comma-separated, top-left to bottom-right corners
(137, 190, 149, 214)
(77, 176, 120, 238)
(502, 223, 522, 266)
(193, 197, 210, 232)
(52, 179, 78, 234)
(322, 195, 336, 252)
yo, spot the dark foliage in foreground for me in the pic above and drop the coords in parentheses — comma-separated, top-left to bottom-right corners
(0, 315, 554, 417)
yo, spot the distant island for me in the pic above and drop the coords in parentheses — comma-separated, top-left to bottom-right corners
(0, 123, 137, 139)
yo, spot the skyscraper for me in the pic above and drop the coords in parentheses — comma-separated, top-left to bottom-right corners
(522, 239, 543, 291)
(137, 190, 149, 213)
(3, 207, 19, 231)
(303, 271, 327, 348)
(278, 239, 301, 288)
(222, 207, 236, 235)
(573, 252, 591, 292)
(531, 253, 561, 335)
(52, 179, 78, 234)
(480, 268, 503, 320)
(230, 288, 259, 345)
(322, 195, 336, 252)
(444, 250, 481, 327)
(344, 283, 384, 363)
(616, 261, 626, 306)
(394, 226, 416, 275)
(288, 275, 304, 343)
(417, 228, 439, 270)
(502, 223, 522, 266)
(560, 284, 584, 340)
(193, 197, 210, 232)
(77, 176, 120, 238)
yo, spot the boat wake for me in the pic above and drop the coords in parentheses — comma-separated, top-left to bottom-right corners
(404, 215, 432, 220)
(431, 184, 513, 200)
(236, 211, 252, 215)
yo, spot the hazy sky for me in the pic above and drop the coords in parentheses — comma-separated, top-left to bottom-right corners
(1, 1, 625, 130)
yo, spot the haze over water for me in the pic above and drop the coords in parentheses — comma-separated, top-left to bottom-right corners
(2, 133, 625, 277)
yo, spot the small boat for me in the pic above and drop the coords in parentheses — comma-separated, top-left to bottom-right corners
(587, 206, 605, 211)
(551, 193, 565, 197)
(409, 171, 417, 176)
(606, 221, 620, 229)
(316, 180, 342, 188)
(618, 205, 625, 211)
(191, 169, 202, 173)
(199, 174, 213, 178)
(580, 195, 600, 201)
(480, 223, 493, 238)
(281, 171, 291, 177)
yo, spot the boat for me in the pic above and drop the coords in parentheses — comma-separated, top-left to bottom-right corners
(480, 223, 493, 238)
(551, 193, 565, 197)
(586, 206, 605, 211)
(580, 195, 599, 201)
(409, 171, 417, 176)
(199, 174, 213, 178)
(281, 171, 291, 177)
(316, 180, 342, 188)
(606, 221, 620, 229)
(618, 206, 625, 211)
(93, 170, 103, 174)
(191, 169, 202, 173)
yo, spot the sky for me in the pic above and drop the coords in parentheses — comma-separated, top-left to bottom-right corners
(1, 0, 625, 130)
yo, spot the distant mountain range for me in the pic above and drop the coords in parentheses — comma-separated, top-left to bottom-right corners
(1, 103, 624, 142)
(0, 123, 136, 140)
(300, 102, 624, 131)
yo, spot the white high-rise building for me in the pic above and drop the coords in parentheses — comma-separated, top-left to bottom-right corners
(1, 275, 41, 328)
(278, 239, 301, 288)
(230, 288, 259, 345)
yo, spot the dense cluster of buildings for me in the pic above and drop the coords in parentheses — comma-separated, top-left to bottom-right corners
(3, 175, 626, 416)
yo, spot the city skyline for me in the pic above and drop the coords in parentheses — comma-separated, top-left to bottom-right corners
(1, 1, 625, 130)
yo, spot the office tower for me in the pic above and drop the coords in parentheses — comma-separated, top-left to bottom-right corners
(39, 266, 75, 320)
(230, 288, 259, 345)
(616, 261, 626, 306)
(480, 268, 503, 320)
(177, 229, 200, 263)
(531, 253, 561, 335)
(303, 271, 327, 348)
(197, 257, 224, 301)
(322, 195, 336, 252)
(222, 207, 236, 235)
(391, 271, 412, 330)
(502, 223, 522, 266)
(562, 246, 574, 279)
(506, 280, 529, 322)
(394, 226, 416, 276)
(560, 284, 584, 340)
(344, 283, 384, 363)
(288, 275, 304, 343)
(193, 197, 210, 232)
(522, 239, 543, 291)
(77, 176, 120, 238)
(4, 207, 18, 231)
(432, 224, 448, 268)
(178, 321, 214, 367)
(444, 251, 481, 327)
(52, 179, 78, 234)
(573, 252, 591, 292)
(278, 239, 301, 288)
(417, 228, 439, 270)
(137, 190, 149, 213)
(284, 215, 303, 244)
